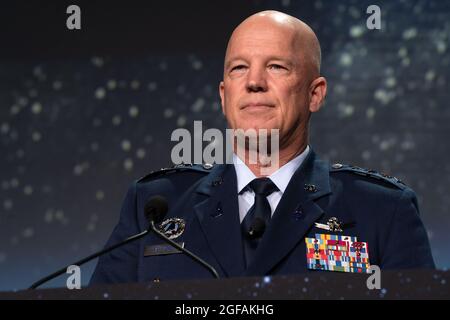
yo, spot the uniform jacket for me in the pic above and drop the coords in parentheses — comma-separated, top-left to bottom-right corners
(90, 148, 435, 284)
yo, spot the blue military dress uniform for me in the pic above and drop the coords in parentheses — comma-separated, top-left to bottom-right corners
(90, 148, 435, 284)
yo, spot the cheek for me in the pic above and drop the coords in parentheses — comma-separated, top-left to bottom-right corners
(278, 86, 307, 124)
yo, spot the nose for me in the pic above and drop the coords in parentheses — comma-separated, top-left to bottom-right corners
(246, 65, 268, 93)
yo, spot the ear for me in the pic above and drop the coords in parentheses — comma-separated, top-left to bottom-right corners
(219, 81, 226, 115)
(308, 76, 327, 113)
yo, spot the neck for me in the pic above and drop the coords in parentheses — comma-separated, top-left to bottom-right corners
(237, 138, 308, 177)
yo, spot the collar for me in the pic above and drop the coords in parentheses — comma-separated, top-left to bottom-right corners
(232, 145, 311, 194)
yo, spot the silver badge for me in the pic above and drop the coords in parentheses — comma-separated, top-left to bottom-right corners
(314, 217, 343, 232)
(157, 217, 186, 239)
(327, 217, 343, 232)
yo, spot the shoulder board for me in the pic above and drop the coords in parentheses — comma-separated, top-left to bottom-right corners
(329, 163, 407, 190)
(137, 163, 214, 183)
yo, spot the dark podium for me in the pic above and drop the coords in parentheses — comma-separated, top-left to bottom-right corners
(1, 270, 449, 300)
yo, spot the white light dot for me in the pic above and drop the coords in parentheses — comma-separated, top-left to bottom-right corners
(192, 60, 203, 70)
(16, 149, 25, 158)
(401, 57, 410, 67)
(148, 82, 158, 91)
(398, 47, 408, 58)
(164, 108, 174, 118)
(10, 178, 19, 188)
(91, 56, 104, 68)
(366, 107, 376, 119)
(136, 148, 146, 159)
(374, 89, 395, 105)
(24, 185, 33, 195)
(55, 210, 65, 220)
(44, 210, 54, 223)
(42, 185, 52, 194)
(95, 87, 106, 100)
(53, 81, 63, 90)
(73, 163, 89, 175)
(350, 25, 364, 38)
(177, 115, 187, 126)
(3, 199, 13, 210)
(129, 105, 139, 118)
(191, 98, 205, 112)
(18, 96, 28, 107)
(349, 6, 361, 19)
(87, 222, 96, 232)
(339, 53, 353, 67)
(96, 190, 105, 200)
(436, 40, 447, 54)
(385, 77, 397, 88)
(177, 85, 186, 95)
(91, 142, 99, 152)
(362, 150, 371, 160)
(32, 131, 42, 142)
(402, 28, 417, 40)
(112, 115, 122, 126)
(124, 158, 134, 171)
(10, 105, 21, 115)
(401, 140, 415, 151)
(121, 140, 131, 152)
(0, 123, 10, 134)
(74, 164, 83, 175)
(425, 70, 436, 82)
(33, 66, 43, 76)
(334, 84, 346, 95)
(379, 140, 391, 151)
(22, 227, 34, 238)
(106, 79, 117, 90)
(130, 80, 140, 90)
(92, 118, 102, 127)
(338, 103, 354, 117)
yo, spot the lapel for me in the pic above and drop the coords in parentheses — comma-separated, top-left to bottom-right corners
(244, 149, 332, 276)
(193, 164, 246, 277)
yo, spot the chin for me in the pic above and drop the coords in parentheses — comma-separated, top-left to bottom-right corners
(234, 115, 277, 131)
(235, 122, 278, 133)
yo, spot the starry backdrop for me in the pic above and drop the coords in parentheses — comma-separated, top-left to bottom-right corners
(0, 0, 449, 290)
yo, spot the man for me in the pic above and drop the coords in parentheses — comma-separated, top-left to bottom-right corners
(90, 11, 434, 284)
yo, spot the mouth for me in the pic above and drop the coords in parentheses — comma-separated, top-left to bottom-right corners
(241, 102, 275, 110)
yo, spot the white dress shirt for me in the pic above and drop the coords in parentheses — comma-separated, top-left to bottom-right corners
(233, 145, 310, 223)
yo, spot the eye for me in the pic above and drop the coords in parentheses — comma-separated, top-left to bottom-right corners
(230, 65, 247, 72)
(268, 64, 286, 71)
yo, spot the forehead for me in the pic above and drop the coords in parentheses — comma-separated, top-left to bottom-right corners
(226, 24, 300, 60)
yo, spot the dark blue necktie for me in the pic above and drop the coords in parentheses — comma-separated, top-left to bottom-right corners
(241, 178, 279, 267)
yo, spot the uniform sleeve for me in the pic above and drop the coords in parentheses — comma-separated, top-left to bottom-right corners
(380, 187, 435, 269)
(89, 182, 142, 285)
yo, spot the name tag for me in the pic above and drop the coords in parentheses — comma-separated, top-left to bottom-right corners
(144, 242, 185, 257)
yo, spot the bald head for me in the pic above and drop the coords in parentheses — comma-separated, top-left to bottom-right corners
(224, 10, 322, 78)
(219, 10, 327, 165)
